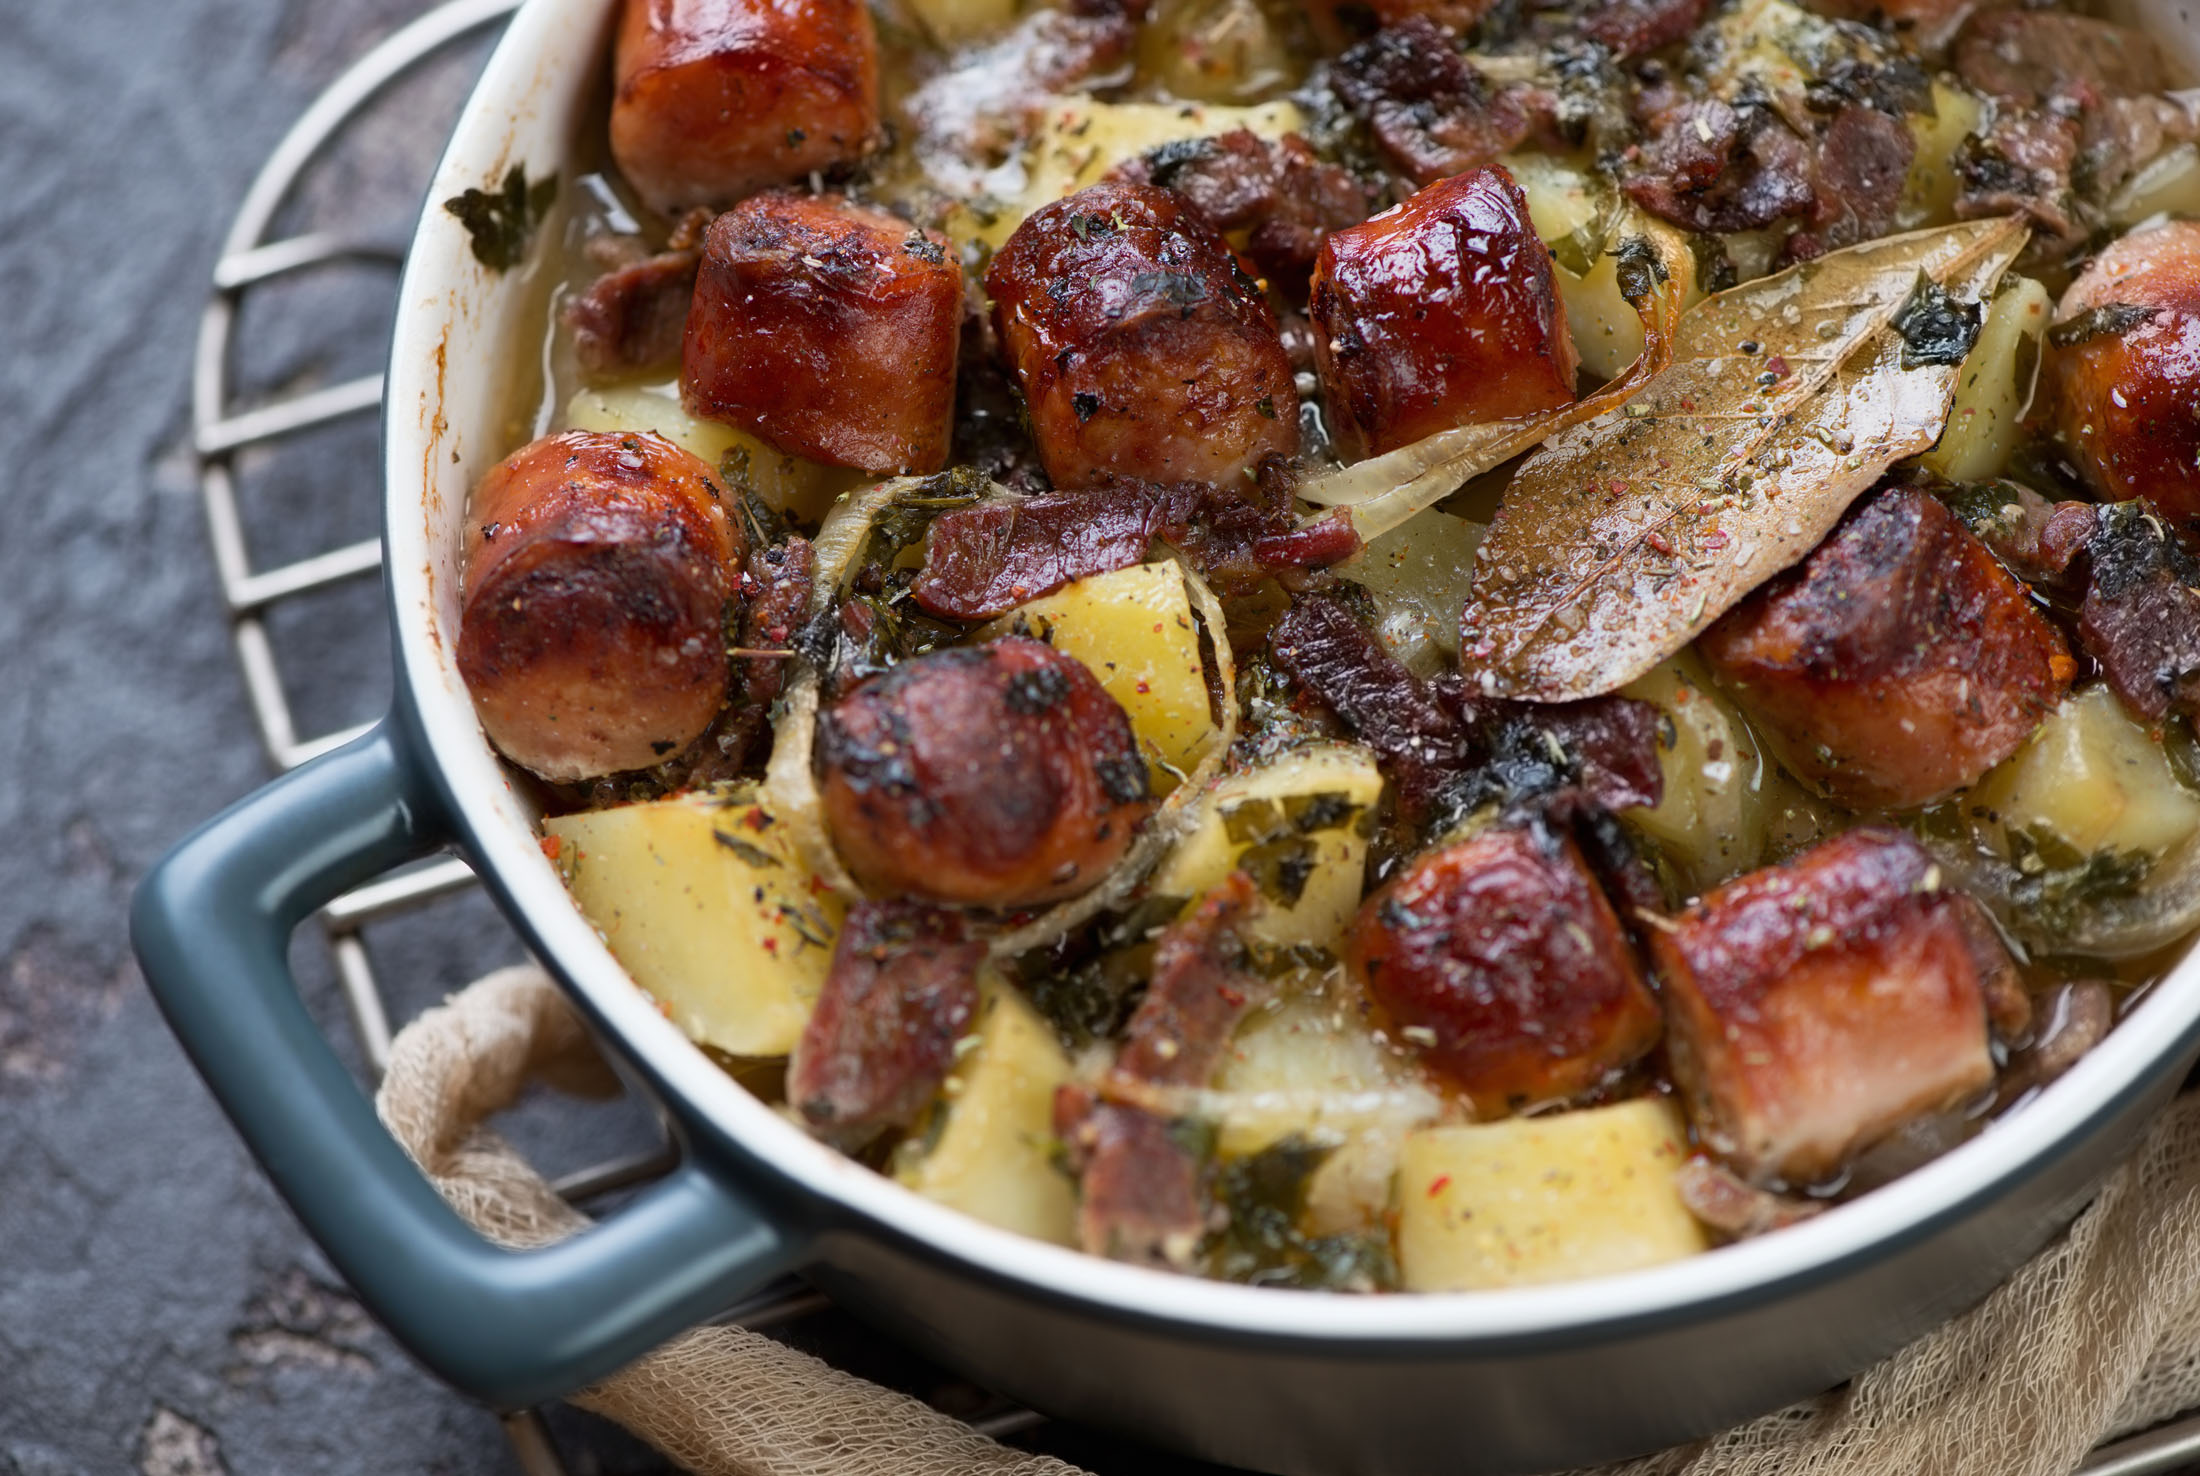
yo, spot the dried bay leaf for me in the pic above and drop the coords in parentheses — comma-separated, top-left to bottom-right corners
(1297, 223, 1693, 543)
(1458, 216, 2028, 702)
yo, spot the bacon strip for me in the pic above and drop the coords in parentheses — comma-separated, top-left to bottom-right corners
(786, 900, 983, 1149)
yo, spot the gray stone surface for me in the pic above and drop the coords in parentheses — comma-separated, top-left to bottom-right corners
(0, 2, 1233, 1471)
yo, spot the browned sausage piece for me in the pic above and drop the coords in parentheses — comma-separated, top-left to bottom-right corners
(1698, 485, 2074, 811)
(1650, 828, 2000, 1187)
(1345, 826, 1661, 1117)
(608, 0, 880, 216)
(1309, 167, 1576, 459)
(458, 431, 742, 782)
(2049, 222, 2200, 527)
(785, 900, 984, 1149)
(1329, 20, 1529, 187)
(1114, 872, 1272, 1089)
(683, 195, 962, 475)
(985, 181, 1299, 490)
(815, 637, 1155, 908)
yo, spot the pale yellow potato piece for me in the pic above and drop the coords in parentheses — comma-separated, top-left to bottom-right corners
(958, 96, 1305, 251)
(1341, 511, 1485, 676)
(1622, 650, 1772, 888)
(1150, 742, 1384, 947)
(984, 562, 1218, 791)
(908, 0, 1018, 45)
(562, 382, 858, 524)
(1974, 685, 2200, 860)
(895, 981, 1078, 1245)
(1900, 83, 1985, 230)
(1211, 986, 1441, 1158)
(545, 794, 845, 1057)
(1506, 158, 1697, 380)
(1919, 276, 2051, 483)
(1396, 1098, 1709, 1291)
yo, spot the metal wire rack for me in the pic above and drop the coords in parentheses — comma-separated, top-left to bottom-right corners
(187, 3, 2200, 1472)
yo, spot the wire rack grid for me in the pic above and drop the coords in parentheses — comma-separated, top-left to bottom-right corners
(186, 3, 2200, 1472)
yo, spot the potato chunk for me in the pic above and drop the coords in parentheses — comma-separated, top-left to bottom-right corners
(561, 382, 858, 525)
(1310, 167, 1577, 458)
(1973, 685, 2200, 863)
(1347, 826, 1661, 1116)
(986, 181, 1299, 489)
(1395, 1098, 1707, 1291)
(1152, 742, 1385, 948)
(683, 195, 962, 476)
(984, 562, 1218, 791)
(1919, 276, 2051, 484)
(609, 0, 880, 215)
(895, 981, 1079, 1245)
(544, 792, 846, 1057)
(1621, 652, 1772, 890)
(1700, 485, 2073, 810)
(1650, 828, 1998, 1186)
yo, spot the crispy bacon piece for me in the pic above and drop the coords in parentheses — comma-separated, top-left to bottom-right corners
(909, 481, 1360, 622)
(686, 534, 815, 783)
(1303, 0, 1497, 48)
(1783, 104, 1913, 261)
(565, 244, 701, 379)
(786, 901, 983, 1149)
(1330, 20, 1530, 186)
(1055, 1088, 1215, 1268)
(1954, 12, 2165, 104)
(1580, 0, 1711, 57)
(986, 182, 1299, 490)
(1963, 484, 2099, 586)
(1699, 485, 2074, 810)
(2078, 502, 2200, 724)
(1115, 873, 1272, 1087)
(1309, 167, 1574, 458)
(2049, 223, 2200, 525)
(1109, 131, 1377, 293)
(1268, 593, 1661, 819)
(1347, 826, 1660, 1115)
(458, 431, 742, 782)
(683, 195, 962, 475)
(1954, 112, 2084, 251)
(608, 0, 879, 215)
(1651, 828, 2003, 1186)
(1624, 99, 1817, 236)
(816, 637, 1154, 907)
(1057, 875, 1269, 1268)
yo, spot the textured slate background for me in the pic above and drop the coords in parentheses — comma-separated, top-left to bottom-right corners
(0, 3, 1233, 1471)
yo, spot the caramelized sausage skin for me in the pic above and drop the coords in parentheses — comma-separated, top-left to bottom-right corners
(2050, 222, 2200, 526)
(815, 637, 1155, 907)
(1309, 167, 1577, 458)
(683, 195, 963, 474)
(1346, 826, 1661, 1116)
(1699, 485, 2073, 810)
(1651, 829, 1999, 1187)
(459, 431, 742, 782)
(609, 0, 880, 216)
(985, 181, 1299, 490)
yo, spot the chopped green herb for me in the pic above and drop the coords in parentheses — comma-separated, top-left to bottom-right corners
(443, 164, 557, 273)
(1205, 1136, 1398, 1291)
(712, 830, 782, 869)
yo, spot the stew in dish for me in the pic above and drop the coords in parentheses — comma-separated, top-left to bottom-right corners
(452, 0, 2200, 1290)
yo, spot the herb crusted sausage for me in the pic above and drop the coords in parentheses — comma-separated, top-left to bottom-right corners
(815, 636, 1156, 908)
(458, 432, 742, 782)
(985, 180, 1300, 491)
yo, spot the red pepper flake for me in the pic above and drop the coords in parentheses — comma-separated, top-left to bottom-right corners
(745, 808, 772, 831)
(1645, 530, 1675, 557)
(1427, 1174, 1452, 1197)
(762, 937, 780, 955)
(1136, 680, 1151, 694)
(1217, 985, 1245, 1007)
(1701, 529, 1730, 550)
(1764, 355, 1790, 378)
(538, 834, 563, 862)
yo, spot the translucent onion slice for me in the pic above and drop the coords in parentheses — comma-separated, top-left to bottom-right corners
(987, 554, 1240, 961)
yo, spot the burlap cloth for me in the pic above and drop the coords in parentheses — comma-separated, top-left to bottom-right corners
(375, 965, 2200, 1476)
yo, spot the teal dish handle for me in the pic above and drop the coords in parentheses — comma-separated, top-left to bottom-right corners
(129, 720, 801, 1409)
